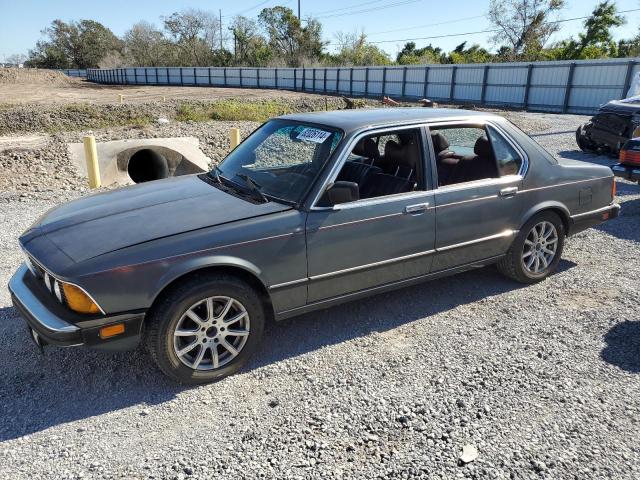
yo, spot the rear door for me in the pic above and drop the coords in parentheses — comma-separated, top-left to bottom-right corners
(428, 121, 528, 271)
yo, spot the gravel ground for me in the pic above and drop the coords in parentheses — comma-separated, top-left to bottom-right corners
(0, 111, 639, 479)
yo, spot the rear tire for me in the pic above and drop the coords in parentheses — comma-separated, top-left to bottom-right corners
(145, 274, 265, 385)
(498, 211, 565, 284)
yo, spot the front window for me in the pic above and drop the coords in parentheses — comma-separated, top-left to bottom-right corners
(215, 120, 343, 204)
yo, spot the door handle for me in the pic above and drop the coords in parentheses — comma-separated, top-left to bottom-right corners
(499, 187, 518, 198)
(404, 202, 430, 214)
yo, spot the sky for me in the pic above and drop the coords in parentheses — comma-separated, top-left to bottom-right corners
(1, 0, 639, 62)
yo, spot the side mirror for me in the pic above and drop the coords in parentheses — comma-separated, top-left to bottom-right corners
(325, 181, 359, 206)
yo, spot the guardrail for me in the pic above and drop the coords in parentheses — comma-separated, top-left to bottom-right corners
(87, 58, 640, 114)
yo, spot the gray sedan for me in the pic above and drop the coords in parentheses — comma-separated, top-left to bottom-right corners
(9, 108, 620, 384)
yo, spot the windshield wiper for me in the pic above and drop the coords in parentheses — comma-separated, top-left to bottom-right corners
(236, 173, 269, 203)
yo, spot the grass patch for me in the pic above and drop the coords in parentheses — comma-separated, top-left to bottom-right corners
(41, 103, 153, 133)
(176, 100, 295, 123)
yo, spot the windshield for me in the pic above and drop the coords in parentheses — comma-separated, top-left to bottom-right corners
(215, 120, 343, 205)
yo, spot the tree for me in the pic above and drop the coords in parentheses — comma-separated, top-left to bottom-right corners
(488, 0, 565, 60)
(26, 19, 122, 68)
(618, 29, 640, 57)
(258, 6, 325, 66)
(447, 42, 492, 63)
(5, 53, 27, 66)
(230, 16, 272, 66)
(123, 21, 169, 66)
(578, 1, 624, 56)
(396, 42, 444, 64)
(329, 31, 391, 66)
(163, 9, 216, 66)
(548, 1, 625, 60)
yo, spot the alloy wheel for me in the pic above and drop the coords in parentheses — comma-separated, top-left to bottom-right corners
(522, 221, 558, 274)
(173, 296, 250, 371)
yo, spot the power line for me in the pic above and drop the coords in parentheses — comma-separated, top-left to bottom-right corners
(367, 15, 485, 36)
(308, 0, 392, 16)
(326, 8, 640, 45)
(315, 0, 423, 19)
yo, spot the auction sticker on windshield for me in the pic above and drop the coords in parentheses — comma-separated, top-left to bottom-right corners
(296, 128, 332, 143)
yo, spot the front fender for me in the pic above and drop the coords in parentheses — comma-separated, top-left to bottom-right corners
(151, 255, 266, 305)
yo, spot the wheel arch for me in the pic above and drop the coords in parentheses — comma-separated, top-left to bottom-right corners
(148, 257, 275, 322)
(519, 202, 570, 235)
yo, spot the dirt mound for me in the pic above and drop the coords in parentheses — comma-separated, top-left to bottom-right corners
(0, 68, 78, 86)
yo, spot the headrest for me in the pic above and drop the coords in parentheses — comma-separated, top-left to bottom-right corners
(431, 132, 450, 152)
(474, 136, 492, 158)
(397, 133, 415, 145)
(384, 139, 416, 168)
(353, 137, 380, 159)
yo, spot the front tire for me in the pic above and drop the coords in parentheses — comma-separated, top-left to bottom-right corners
(498, 212, 565, 284)
(576, 124, 596, 152)
(145, 274, 265, 385)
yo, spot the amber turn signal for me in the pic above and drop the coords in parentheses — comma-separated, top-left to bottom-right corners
(611, 178, 616, 201)
(99, 323, 125, 339)
(61, 283, 101, 314)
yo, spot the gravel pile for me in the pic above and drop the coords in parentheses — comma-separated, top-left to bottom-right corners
(0, 68, 78, 86)
(1, 111, 639, 479)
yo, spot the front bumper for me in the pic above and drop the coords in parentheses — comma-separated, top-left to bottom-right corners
(611, 163, 640, 182)
(569, 203, 621, 236)
(8, 264, 145, 351)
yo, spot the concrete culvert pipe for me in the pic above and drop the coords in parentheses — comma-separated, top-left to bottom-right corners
(127, 148, 169, 183)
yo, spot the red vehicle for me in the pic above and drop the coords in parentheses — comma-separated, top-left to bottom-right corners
(611, 134, 640, 184)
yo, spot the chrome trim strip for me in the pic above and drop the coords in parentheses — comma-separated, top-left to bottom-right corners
(9, 264, 80, 333)
(518, 176, 612, 194)
(268, 278, 309, 290)
(270, 230, 517, 288)
(277, 254, 506, 318)
(570, 203, 620, 220)
(309, 249, 436, 281)
(318, 211, 404, 230)
(437, 229, 517, 252)
(25, 253, 106, 315)
(332, 191, 433, 210)
(437, 194, 498, 208)
(434, 175, 522, 194)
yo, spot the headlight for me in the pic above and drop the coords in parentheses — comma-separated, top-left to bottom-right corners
(21, 250, 104, 315)
(22, 248, 37, 276)
(60, 283, 101, 314)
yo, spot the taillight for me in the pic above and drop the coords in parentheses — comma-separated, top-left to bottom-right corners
(620, 148, 640, 166)
(620, 138, 640, 166)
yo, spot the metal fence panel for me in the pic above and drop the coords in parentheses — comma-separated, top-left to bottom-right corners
(84, 58, 640, 114)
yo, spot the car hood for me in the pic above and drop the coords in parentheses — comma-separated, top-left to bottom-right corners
(599, 97, 640, 116)
(22, 175, 291, 263)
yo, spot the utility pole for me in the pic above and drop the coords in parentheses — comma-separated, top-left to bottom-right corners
(219, 9, 223, 50)
(297, 0, 301, 20)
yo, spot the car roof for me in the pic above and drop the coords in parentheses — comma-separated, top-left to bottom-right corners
(279, 107, 500, 133)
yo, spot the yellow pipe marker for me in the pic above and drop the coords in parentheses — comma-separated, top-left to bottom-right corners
(83, 136, 101, 189)
(118, 94, 124, 104)
(230, 128, 241, 149)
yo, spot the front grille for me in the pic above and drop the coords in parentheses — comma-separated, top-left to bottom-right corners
(25, 254, 67, 308)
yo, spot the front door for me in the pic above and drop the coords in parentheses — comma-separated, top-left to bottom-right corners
(306, 126, 436, 303)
